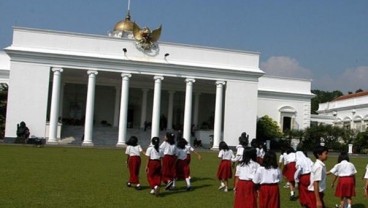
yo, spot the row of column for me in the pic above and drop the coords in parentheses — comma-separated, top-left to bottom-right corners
(47, 68, 225, 149)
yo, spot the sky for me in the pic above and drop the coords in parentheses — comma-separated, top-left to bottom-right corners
(0, 0, 367, 93)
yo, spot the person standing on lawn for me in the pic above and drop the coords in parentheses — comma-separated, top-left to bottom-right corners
(175, 138, 193, 191)
(284, 147, 297, 201)
(252, 151, 281, 208)
(307, 145, 329, 208)
(145, 137, 162, 196)
(233, 146, 260, 208)
(328, 151, 357, 208)
(125, 136, 144, 190)
(217, 141, 234, 192)
(364, 163, 368, 198)
(160, 132, 177, 190)
(294, 150, 313, 207)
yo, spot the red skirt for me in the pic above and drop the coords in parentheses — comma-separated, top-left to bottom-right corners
(217, 160, 232, 180)
(128, 156, 141, 184)
(306, 191, 325, 208)
(161, 155, 177, 183)
(284, 162, 296, 183)
(335, 176, 355, 197)
(298, 173, 310, 207)
(234, 180, 257, 208)
(176, 159, 190, 179)
(258, 183, 280, 208)
(147, 160, 161, 188)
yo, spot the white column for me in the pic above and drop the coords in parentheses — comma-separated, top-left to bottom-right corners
(167, 90, 175, 130)
(82, 70, 98, 146)
(113, 86, 121, 127)
(59, 82, 65, 122)
(193, 92, 201, 127)
(212, 81, 225, 149)
(183, 78, 195, 141)
(151, 76, 164, 138)
(48, 67, 63, 144)
(117, 73, 131, 147)
(140, 89, 149, 129)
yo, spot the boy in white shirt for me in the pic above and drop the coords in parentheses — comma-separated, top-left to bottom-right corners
(307, 145, 329, 208)
(364, 164, 368, 198)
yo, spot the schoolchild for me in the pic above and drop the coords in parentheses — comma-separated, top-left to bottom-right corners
(294, 150, 313, 207)
(185, 140, 201, 165)
(256, 143, 265, 165)
(217, 141, 234, 192)
(279, 147, 290, 189)
(160, 132, 177, 190)
(328, 151, 357, 208)
(284, 147, 297, 200)
(307, 145, 329, 208)
(125, 136, 144, 190)
(232, 132, 249, 163)
(252, 151, 281, 208)
(145, 137, 162, 196)
(234, 147, 260, 208)
(175, 138, 193, 191)
(364, 163, 368, 198)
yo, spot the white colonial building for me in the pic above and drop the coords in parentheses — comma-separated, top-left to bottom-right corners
(315, 91, 368, 131)
(0, 14, 314, 147)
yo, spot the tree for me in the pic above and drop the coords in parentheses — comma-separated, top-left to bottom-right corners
(256, 115, 283, 141)
(0, 83, 8, 139)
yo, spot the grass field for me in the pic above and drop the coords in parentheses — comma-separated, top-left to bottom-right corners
(0, 144, 367, 208)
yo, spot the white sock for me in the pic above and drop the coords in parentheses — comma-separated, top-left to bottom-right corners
(172, 179, 176, 187)
(185, 178, 191, 187)
(290, 191, 294, 196)
(221, 182, 225, 186)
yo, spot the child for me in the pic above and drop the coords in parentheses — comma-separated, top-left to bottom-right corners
(185, 140, 202, 165)
(294, 150, 313, 207)
(364, 163, 368, 198)
(232, 132, 249, 163)
(256, 143, 265, 165)
(279, 147, 290, 189)
(217, 141, 234, 192)
(175, 138, 193, 191)
(160, 132, 177, 190)
(307, 145, 329, 208)
(145, 137, 162, 196)
(284, 147, 297, 200)
(125, 136, 144, 190)
(328, 151, 357, 208)
(252, 151, 281, 208)
(234, 147, 260, 208)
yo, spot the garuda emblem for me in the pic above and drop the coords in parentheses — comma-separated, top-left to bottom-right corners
(133, 23, 162, 51)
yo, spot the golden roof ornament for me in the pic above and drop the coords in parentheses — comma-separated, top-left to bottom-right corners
(132, 23, 162, 51)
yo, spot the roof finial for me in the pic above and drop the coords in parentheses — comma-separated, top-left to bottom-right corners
(127, 0, 131, 12)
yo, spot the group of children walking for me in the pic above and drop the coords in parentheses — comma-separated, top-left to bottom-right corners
(215, 132, 367, 208)
(124, 133, 201, 196)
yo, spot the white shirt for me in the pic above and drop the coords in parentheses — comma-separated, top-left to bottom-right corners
(256, 148, 265, 158)
(364, 164, 368, 179)
(279, 152, 287, 165)
(235, 160, 260, 180)
(308, 159, 327, 192)
(185, 145, 194, 154)
(160, 141, 177, 155)
(218, 149, 234, 160)
(285, 152, 296, 164)
(252, 166, 281, 184)
(125, 145, 142, 156)
(329, 160, 357, 177)
(145, 146, 162, 160)
(176, 148, 187, 160)
(294, 151, 313, 182)
(232, 146, 244, 162)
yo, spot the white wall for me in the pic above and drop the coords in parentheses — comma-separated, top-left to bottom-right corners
(5, 62, 50, 138)
(223, 80, 258, 146)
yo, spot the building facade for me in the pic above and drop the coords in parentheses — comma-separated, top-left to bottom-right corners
(0, 24, 313, 147)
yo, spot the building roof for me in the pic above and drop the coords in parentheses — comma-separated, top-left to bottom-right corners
(333, 91, 368, 101)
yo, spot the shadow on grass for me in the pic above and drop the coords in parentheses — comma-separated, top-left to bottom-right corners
(190, 176, 215, 182)
(158, 184, 213, 197)
(353, 204, 366, 208)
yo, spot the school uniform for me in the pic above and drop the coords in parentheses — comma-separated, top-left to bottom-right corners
(294, 151, 313, 207)
(160, 141, 177, 183)
(125, 145, 143, 184)
(176, 148, 190, 180)
(252, 166, 281, 208)
(217, 149, 234, 180)
(232, 145, 244, 163)
(284, 152, 297, 185)
(307, 159, 327, 208)
(279, 152, 287, 176)
(234, 160, 260, 208)
(329, 160, 357, 198)
(145, 146, 162, 189)
(364, 164, 368, 192)
(256, 148, 265, 165)
(185, 145, 194, 165)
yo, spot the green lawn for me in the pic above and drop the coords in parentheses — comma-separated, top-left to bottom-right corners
(0, 145, 367, 208)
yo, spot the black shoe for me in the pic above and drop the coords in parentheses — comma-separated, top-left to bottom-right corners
(289, 195, 297, 201)
(186, 186, 192, 191)
(126, 182, 131, 187)
(165, 181, 173, 190)
(135, 186, 142, 190)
